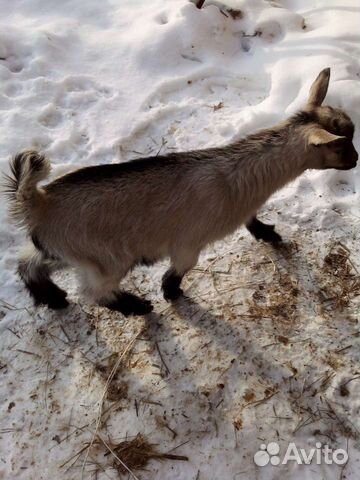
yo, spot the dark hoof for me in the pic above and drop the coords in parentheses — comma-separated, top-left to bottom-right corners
(258, 226, 282, 243)
(29, 281, 69, 310)
(163, 286, 183, 302)
(46, 295, 69, 310)
(246, 217, 282, 244)
(162, 269, 184, 302)
(106, 292, 153, 316)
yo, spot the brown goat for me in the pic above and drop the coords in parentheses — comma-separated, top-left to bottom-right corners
(4, 68, 358, 315)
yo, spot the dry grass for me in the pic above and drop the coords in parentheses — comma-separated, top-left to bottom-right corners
(106, 381, 129, 402)
(319, 242, 360, 311)
(248, 270, 299, 324)
(94, 353, 129, 401)
(107, 434, 188, 475)
(247, 240, 360, 325)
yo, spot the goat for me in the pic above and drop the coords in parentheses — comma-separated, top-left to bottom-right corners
(4, 68, 358, 316)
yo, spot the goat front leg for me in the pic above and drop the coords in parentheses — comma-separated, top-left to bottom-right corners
(246, 216, 282, 243)
(162, 248, 199, 301)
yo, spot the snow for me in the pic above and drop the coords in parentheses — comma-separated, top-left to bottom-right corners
(0, 0, 360, 479)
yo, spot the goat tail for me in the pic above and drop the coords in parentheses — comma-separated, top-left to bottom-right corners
(3, 150, 51, 227)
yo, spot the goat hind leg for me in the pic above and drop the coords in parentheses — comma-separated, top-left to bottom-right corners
(18, 245, 68, 309)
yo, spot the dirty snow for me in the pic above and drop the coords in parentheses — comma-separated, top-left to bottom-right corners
(0, 0, 360, 479)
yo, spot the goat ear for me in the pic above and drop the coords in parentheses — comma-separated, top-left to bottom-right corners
(307, 68, 330, 107)
(308, 127, 345, 146)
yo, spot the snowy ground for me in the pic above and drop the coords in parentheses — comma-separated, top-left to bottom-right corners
(1, 0, 360, 479)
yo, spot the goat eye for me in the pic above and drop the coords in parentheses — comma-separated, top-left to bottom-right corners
(332, 119, 339, 132)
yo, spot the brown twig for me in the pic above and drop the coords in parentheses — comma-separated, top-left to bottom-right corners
(14, 349, 41, 358)
(155, 341, 170, 376)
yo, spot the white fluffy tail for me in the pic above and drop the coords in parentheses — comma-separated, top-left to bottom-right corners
(3, 150, 51, 227)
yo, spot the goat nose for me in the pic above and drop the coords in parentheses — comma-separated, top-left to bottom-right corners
(351, 145, 358, 162)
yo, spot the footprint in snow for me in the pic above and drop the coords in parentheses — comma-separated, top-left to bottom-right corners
(120, 73, 270, 160)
